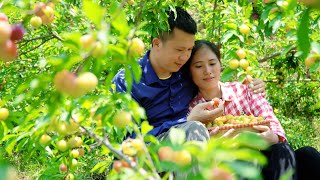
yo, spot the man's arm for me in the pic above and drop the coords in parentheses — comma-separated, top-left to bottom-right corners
(112, 70, 127, 93)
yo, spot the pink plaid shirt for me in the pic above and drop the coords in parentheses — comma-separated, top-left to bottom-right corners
(189, 82, 287, 142)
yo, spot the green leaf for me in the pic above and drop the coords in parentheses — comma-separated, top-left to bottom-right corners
(82, 0, 105, 28)
(297, 8, 311, 60)
(221, 31, 235, 44)
(110, 2, 130, 37)
(5, 139, 16, 155)
(234, 132, 269, 150)
(124, 66, 133, 93)
(169, 128, 186, 145)
(221, 68, 235, 82)
(141, 121, 153, 136)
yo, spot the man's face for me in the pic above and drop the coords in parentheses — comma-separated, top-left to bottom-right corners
(152, 28, 195, 75)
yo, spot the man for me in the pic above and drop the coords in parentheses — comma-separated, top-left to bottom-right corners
(112, 7, 264, 142)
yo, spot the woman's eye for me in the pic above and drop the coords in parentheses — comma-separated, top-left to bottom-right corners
(210, 63, 216, 66)
(195, 65, 202, 68)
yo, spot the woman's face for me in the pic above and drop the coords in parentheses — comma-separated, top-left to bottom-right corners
(189, 46, 221, 91)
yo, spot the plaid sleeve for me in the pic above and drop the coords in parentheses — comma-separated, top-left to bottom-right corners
(248, 90, 287, 142)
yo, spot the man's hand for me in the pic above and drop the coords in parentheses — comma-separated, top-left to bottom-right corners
(252, 125, 279, 145)
(250, 78, 265, 95)
(187, 101, 224, 124)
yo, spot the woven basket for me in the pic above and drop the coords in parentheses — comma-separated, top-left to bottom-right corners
(207, 119, 271, 134)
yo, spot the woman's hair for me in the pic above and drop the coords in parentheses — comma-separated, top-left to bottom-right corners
(191, 40, 221, 62)
(184, 40, 221, 70)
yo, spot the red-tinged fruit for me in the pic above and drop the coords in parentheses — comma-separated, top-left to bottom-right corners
(54, 70, 77, 96)
(34, 2, 46, 17)
(212, 97, 220, 108)
(59, 164, 67, 172)
(0, 13, 8, 22)
(158, 146, 174, 161)
(0, 108, 9, 120)
(243, 75, 253, 85)
(113, 160, 122, 172)
(0, 22, 12, 44)
(0, 40, 18, 62)
(211, 167, 234, 180)
(10, 24, 25, 41)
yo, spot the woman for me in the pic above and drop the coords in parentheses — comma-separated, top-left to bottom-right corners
(187, 40, 297, 180)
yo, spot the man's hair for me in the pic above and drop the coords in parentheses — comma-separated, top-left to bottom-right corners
(159, 7, 197, 41)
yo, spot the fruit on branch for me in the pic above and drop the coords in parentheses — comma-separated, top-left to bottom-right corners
(0, 40, 18, 62)
(71, 159, 78, 168)
(56, 122, 68, 135)
(113, 111, 132, 128)
(0, 13, 8, 22)
(0, 22, 12, 44)
(59, 164, 67, 172)
(242, 74, 253, 85)
(211, 167, 234, 180)
(158, 146, 174, 161)
(239, 59, 249, 69)
(10, 24, 25, 41)
(78, 148, 85, 157)
(39, 134, 51, 145)
(75, 72, 98, 96)
(92, 41, 106, 58)
(229, 59, 239, 69)
(54, 70, 77, 95)
(129, 38, 145, 57)
(66, 173, 74, 180)
(173, 150, 192, 166)
(30, 16, 42, 28)
(34, 2, 46, 17)
(122, 141, 137, 156)
(305, 56, 316, 68)
(236, 49, 246, 59)
(0, 108, 9, 121)
(71, 149, 79, 158)
(80, 34, 96, 50)
(239, 24, 250, 35)
(113, 160, 123, 172)
(246, 66, 253, 74)
(68, 136, 82, 148)
(130, 139, 143, 152)
(57, 140, 68, 152)
(263, 0, 276, 4)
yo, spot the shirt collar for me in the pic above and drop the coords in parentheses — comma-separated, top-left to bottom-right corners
(141, 50, 183, 85)
(140, 50, 160, 85)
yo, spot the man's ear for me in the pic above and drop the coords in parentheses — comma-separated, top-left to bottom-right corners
(152, 38, 161, 48)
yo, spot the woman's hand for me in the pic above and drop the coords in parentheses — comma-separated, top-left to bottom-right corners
(187, 101, 224, 124)
(252, 125, 279, 145)
(208, 127, 236, 138)
(250, 78, 266, 95)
